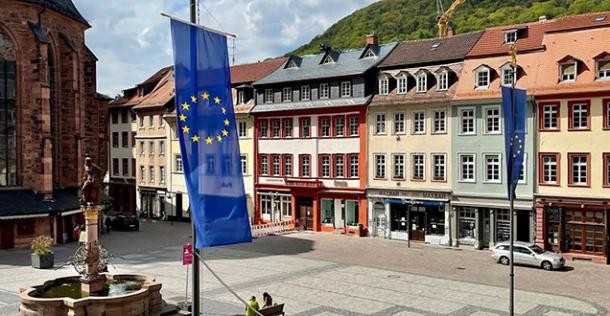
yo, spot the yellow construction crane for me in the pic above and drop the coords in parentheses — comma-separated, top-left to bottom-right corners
(437, 0, 466, 38)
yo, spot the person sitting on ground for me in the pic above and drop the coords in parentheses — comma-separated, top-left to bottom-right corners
(245, 295, 259, 316)
(262, 292, 273, 308)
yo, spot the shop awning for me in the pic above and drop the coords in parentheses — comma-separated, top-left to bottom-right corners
(384, 198, 445, 207)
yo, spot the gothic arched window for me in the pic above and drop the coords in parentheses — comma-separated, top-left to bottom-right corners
(0, 32, 17, 186)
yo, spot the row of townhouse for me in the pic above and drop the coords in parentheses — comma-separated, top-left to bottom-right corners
(107, 59, 286, 223)
(249, 12, 610, 264)
(107, 11, 610, 264)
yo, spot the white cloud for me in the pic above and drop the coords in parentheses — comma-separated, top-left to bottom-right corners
(74, 0, 377, 96)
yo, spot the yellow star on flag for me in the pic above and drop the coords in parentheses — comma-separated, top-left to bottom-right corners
(216, 135, 223, 142)
(221, 107, 227, 114)
(191, 134, 200, 143)
(181, 102, 190, 110)
(223, 119, 230, 126)
(179, 114, 187, 121)
(214, 96, 221, 104)
(202, 92, 209, 100)
(205, 136, 213, 144)
(190, 95, 197, 103)
(182, 125, 190, 134)
(221, 129, 229, 136)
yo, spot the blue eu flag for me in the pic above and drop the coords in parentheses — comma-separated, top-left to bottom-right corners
(170, 19, 252, 248)
(502, 86, 527, 200)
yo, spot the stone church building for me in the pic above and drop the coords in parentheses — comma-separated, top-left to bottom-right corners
(0, 0, 108, 249)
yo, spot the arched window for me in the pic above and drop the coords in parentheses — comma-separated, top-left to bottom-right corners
(48, 45, 59, 186)
(0, 32, 17, 186)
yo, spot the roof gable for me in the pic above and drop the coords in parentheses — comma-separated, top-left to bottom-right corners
(229, 57, 287, 85)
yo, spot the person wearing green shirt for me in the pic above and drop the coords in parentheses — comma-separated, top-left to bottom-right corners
(245, 296, 259, 316)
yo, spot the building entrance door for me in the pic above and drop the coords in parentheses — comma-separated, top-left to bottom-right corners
(517, 209, 530, 242)
(0, 221, 14, 249)
(373, 202, 386, 238)
(175, 193, 183, 221)
(296, 198, 313, 230)
(410, 208, 426, 241)
(483, 210, 490, 247)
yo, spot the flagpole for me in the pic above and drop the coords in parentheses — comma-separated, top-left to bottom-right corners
(188, 2, 202, 314)
(508, 43, 518, 316)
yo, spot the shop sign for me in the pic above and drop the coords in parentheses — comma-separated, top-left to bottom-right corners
(182, 242, 193, 265)
(372, 189, 448, 201)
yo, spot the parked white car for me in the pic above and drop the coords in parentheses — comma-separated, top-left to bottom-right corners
(491, 241, 565, 270)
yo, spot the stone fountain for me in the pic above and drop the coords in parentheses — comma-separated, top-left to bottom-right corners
(19, 155, 163, 316)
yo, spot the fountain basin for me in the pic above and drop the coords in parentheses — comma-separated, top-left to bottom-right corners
(19, 274, 162, 316)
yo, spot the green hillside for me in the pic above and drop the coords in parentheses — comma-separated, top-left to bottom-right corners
(288, 0, 610, 56)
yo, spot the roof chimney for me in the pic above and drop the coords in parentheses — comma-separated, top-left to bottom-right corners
(539, 15, 548, 22)
(366, 33, 379, 45)
(446, 27, 454, 38)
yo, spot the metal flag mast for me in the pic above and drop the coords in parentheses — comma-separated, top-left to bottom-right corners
(508, 43, 518, 316)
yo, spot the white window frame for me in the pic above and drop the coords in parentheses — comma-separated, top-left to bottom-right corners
(431, 153, 446, 181)
(272, 155, 281, 176)
(411, 153, 425, 181)
(541, 154, 558, 184)
(475, 68, 490, 89)
(393, 112, 405, 134)
(159, 166, 165, 184)
(340, 81, 351, 98)
(501, 66, 517, 86)
(459, 107, 476, 135)
(300, 155, 311, 177)
(237, 90, 245, 104)
(517, 153, 527, 184)
(483, 153, 502, 183)
(349, 155, 359, 178)
(571, 103, 588, 130)
(483, 106, 501, 134)
(379, 76, 389, 95)
(397, 74, 408, 94)
(597, 59, 610, 79)
(542, 104, 559, 129)
(375, 113, 386, 135)
(374, 154, 386, 179)
(560, 62, 577, 82)
(570, 154, 588, 185)
(416, 73, 427, 93)
(238, 120, 247, 138)
(301, 85, 311, 101)
(412, 111, 425, 134)
(282, 87, 292, 102)
(504, 31, 517, 44)
(392, 153, 405, 180)
(437, 71, 448, 91)
(363, 49, 375, 58)
(264, 89, 273, 103)
(432, 110, 446, 134)
(459, 154, 476, 183)
(175, 154, 183, 173)
(319, 83, 329, 99)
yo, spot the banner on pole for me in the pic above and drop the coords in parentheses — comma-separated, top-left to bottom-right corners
(182, 242, 193, 265)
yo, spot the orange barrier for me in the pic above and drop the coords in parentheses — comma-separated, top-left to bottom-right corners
(251, 219, 296, 238)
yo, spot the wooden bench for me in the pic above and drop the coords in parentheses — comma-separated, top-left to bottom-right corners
(258, 303, 285, 316)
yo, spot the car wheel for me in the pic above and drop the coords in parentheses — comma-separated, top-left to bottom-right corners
(499, 256, 509, 265)
(541, 261, 553, 271)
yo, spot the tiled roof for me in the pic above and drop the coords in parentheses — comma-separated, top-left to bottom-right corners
(251, 96, 371, 113)
(467, 20, 550, 57)
(230, 58, 287, 85)
(18, 0, 89, 26)
(0, 189, 102, 217)
(380, 31, 483, 68)
(545, 11, 610, 33)
(254, 43, 398, 85)
(110, 67, 174, 110)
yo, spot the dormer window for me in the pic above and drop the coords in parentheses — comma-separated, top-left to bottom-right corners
(504, 30, 517, 44)
(286, 60, 298, 69)
(397, 74, 408, 94)
(475, 66, 491, 89)
(379, 75, 389, 95)
(264, 89, 273, 103)
(597, 59, 610, 79)
(560, 63, 576, 82)
(282, 87, 292, 102)
(363, 49, 376, 58)
(416, 73, 427, 93)
(138, 88, 144, 97)
(237, 90, 245, 104)
(501, 66, 517, 86)
(322, 54, 334, 64)
(437, 71, 448, 91)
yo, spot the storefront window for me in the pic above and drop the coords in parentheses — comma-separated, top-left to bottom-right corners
(427, 206, 445, 235)
(565, 209, 605, 254)
(321, 199, 334, 225)
(281, 195, 291, 218)
(345, 200, 359, 226)
(390, 203, 408, 232)
(496, 209, 510, 242)
(546, 208, 560, 247)
(260, 195, 271, 216)
(459, 208, 476, 239)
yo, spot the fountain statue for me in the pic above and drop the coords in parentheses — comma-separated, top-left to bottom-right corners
(18, 154, 163, 316)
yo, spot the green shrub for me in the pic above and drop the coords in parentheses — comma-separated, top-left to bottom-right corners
(31, 235, 54, 256)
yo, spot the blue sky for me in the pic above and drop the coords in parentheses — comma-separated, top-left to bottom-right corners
(74, 0, 377, 96)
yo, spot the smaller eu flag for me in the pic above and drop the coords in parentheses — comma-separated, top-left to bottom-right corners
(170, 19, 252, 248)
(501, 86, 527, 200)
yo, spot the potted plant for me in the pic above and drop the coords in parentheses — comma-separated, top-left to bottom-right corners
(31, 235, 54, 269)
